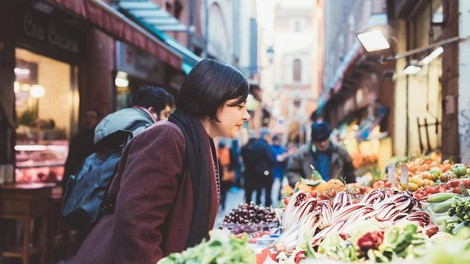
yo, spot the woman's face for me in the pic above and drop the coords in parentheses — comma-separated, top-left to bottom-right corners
(210, 98, 250, 138)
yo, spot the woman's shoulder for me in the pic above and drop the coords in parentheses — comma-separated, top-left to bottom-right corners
(136, 121, 184, 144)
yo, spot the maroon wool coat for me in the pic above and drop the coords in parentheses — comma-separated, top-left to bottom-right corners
(74, 121, 219, 264)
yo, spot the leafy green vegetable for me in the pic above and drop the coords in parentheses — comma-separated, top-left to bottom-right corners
(158, 229, 255, 264)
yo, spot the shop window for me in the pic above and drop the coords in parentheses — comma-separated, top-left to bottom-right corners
(294, 21, 301, 32)
(293, 59, 301, 82)
(14, 48, 76, 183)
(430, 0, 445, 41)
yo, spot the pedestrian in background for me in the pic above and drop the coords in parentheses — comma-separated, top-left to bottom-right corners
(241, 135, 258, 204)
(62, 109, 100, 190)
(230, 139, 242, 188)
(270, 134, 288, 200)
(75, 59, 250, 263)
(251, 127, 275, 207)
(216, 140, 234, 210)
(286, 121, 356, 187)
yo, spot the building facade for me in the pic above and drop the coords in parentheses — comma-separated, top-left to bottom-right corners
(0, 0, 199, 183)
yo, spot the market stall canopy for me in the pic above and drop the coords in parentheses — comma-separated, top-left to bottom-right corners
(316, 42, 364, 114)
(51, 0, 200, 73)
(316, 13, 388, 115)
(114, 0, 201, 73)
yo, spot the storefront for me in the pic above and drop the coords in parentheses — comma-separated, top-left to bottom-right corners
(0, 0, 198, 184)
(6, 2, 83, 184)
(318, 48, 395, 175)
(114, 41, 185, 109)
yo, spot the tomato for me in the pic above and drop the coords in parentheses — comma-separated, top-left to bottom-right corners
(329, 190, 337, 198)
(408, 182, 419, 192)
(443, 159, 452, 165)
(414, 193, 422, 200)
(429, 167, 442, 180)
(452, 187, 461, 194)
(462, 179, 470, 188)
(283, 197, 289, 206)
(451, 163, 467, 177)
(373, 181, 384, 189)
(440, 171, 457, 182)
(441, 163, 452, 172)
(410, 176, 421, 185)
(448, 179, 461, 188)
(438, 186, 447, 193)
(428, 186, 438, 194)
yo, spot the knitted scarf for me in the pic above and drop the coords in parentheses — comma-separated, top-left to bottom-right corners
(168, 109, 214, 248)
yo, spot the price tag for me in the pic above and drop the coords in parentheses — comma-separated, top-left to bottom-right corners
(400, 164, 409, 184)
(387, 164, 396, 184)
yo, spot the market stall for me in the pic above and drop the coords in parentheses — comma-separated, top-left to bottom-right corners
(158, 158, 470, 264)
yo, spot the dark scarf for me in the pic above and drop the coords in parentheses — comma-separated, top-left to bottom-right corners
(168, 109, 215, 248)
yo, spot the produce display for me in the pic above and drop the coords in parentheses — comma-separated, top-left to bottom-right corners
(222, 202, 279, 234)
(169, 156, 470, 264)
(158, 229, 255, 264)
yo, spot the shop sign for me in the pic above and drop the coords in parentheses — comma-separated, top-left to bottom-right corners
(116, 42, 165, 83)
(17, 8, 80, 55)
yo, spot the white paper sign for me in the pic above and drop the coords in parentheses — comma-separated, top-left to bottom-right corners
(400, 164, 409, 184)
(387, 164, 396, 184)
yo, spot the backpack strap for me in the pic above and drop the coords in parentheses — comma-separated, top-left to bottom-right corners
(96, 130, 133, 217)
(95, 130, 133, 152)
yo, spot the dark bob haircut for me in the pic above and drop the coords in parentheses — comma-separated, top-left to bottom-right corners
(176, 59, 249, 121)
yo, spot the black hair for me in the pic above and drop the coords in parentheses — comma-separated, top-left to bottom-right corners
(176, 59, 249, 121)
(132, 86, 174, 113)
(311, 121, 332, 142)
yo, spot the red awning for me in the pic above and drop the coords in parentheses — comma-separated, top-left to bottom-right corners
(52, 0, 182, 69)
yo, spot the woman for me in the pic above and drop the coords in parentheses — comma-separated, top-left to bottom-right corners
(74, 59, 250, 263)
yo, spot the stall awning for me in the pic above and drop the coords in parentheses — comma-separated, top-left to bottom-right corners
(115, 0, 201, 71)
(317, 42, 364, 112)
(116, 0, 189, 32)
(316, 13, 389, 114)
(51, 0, 183, 70)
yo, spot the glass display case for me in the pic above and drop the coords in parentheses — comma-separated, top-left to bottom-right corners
(15, 140, 68, 183)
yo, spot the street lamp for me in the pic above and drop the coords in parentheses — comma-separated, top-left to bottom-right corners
(266, 46, 275, 63)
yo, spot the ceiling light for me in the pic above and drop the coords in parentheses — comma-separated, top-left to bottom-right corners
(356, 30, 391, 52)
(420, 47, 444, 65)
(30, 84, 45, 98)
(14, 67, 31, 76)
(115, 71, 129, 87)
(403, 63, 422, 75)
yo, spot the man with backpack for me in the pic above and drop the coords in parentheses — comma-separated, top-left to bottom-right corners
(93, 86, 175, 144)
(61, 86, 174, 234)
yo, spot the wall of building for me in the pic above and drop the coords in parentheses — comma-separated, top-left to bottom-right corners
(458, 0, 470, 163)
(79, 29, 115, 119)
(206, 0, 233, 62)
(269, 0, 317, 145)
